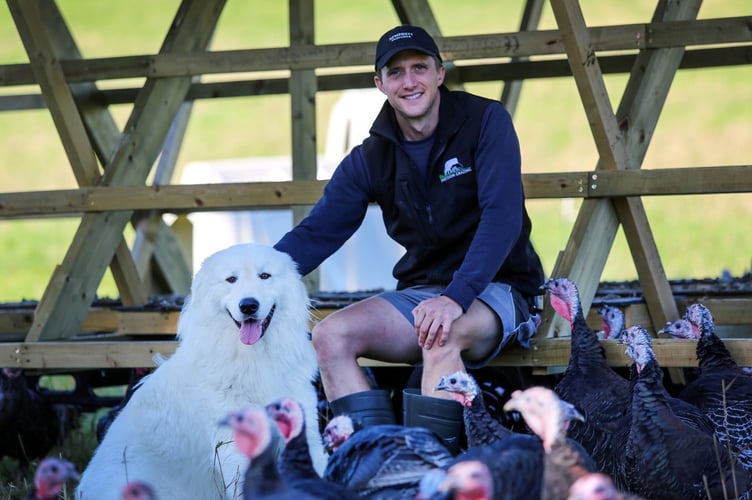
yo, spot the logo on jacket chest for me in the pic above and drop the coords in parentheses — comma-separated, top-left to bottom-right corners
(439, 157, 472, 183)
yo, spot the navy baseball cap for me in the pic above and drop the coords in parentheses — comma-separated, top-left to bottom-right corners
(374, 25, 442, 72)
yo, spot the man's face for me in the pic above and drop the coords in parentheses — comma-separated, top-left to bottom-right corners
(374, 51, 445, 129)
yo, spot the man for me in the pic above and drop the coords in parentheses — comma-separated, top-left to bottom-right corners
(275, 25, 544, 451)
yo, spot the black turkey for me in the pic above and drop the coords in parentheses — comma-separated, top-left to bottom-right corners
(503, 386, 596, 500)
(24, 457, 79, 500)
(265, 398, 357, 499)
(597, 304, 625, 340)
(435, 370, 551, 499)
(321, 414, 454, 499)
(662, 302, 752, 472)
(544, 278, 632, 488)
(221, 405, 317, 500)
(435, 370, 513, 448)
(321, 413, 361, 455)
(436, 371, 600, 499)
(619, 325, 750, 500)
(0, 368, 68, 468)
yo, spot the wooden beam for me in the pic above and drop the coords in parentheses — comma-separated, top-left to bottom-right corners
(131, 101, 195, 295)
(548, 0, 703, 383)
(0, 17, 748, 87)
(500, 0, 545, 115)
(26, 0, 226, 341)
(7, 0, 99, 186)
(550, 0, 630, 171)
(9, 0, 148, 307)
(289, 0, 320, 294)
(0, 341, 178, 369)
(1, 166, 749, 219)
(543, 0, 702, 336)
(3, 296, 750, 337)
(40, 1, 192, 298)
(3, 45, 749, 112)
(4, 336, 752, 370)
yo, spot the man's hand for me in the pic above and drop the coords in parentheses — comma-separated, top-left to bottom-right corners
(412, 295, 462, 349)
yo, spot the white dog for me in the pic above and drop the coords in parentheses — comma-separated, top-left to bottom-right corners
(76, 243, 324, 500)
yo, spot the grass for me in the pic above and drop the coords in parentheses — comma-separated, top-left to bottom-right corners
(0, 410, 102, 500)
(1, 3, 750, 301)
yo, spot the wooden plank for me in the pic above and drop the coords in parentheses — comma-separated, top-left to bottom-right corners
(586, 166, 752, 197)
(26, 0, 226, 342)
(3, 337, 752, 370)
(71, 17, 752, 78)
(289, 0, 317, 184)
(500, 0, 545, 116)
(7, 0, 100, 186)
(4, 297, 750, 337)
(9, 0, 148, 308)
(117, 311, 179, 336)
(550, 0, 631, 171)
(131, 101, 194, 295)
(3, 45, 749, 113)
(0, 341, 178, 369)
(2, 166, 749, 219)
(0, 17, 748, 87)
(543, 0, 702, 336)
(549, 0, 702, 383)
(289, 0, 319, 293)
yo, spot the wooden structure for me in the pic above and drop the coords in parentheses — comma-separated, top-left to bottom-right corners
(0, 0, 751, 372)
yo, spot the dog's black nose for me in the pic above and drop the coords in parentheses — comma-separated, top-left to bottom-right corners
(239, 298, 259, 316)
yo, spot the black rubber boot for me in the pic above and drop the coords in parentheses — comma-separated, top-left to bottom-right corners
(328, 389, 397, 426)
(403, 388, 465, 454)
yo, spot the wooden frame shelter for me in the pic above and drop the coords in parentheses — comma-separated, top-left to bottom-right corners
(0, 0, 751, 373)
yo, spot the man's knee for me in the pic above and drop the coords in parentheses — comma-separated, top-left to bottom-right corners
(421, 341, 461, 366)
(311, 317, 352, 360)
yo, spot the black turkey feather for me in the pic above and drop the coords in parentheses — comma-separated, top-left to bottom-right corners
(544, 278, 632, 489)
(504, 386, 597, 500)
(221, 405, 318, 500)
(265, 398, 357, 499)
(0, 368, 69, 468)
(322, 415, 454, 499)
(436, 370, 598, 500)
(619, 325, 751, 500)
(662, 302, 752, 472)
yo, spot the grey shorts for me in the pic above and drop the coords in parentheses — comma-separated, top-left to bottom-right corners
(378, 283, 541, 368)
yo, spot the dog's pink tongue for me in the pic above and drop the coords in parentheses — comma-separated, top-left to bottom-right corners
(240, 320, 262, 345)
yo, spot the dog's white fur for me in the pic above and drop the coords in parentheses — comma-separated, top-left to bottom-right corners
(76, 243, 324, 500)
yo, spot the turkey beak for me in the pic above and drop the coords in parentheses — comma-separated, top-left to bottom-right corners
(438, 475, 458, 494)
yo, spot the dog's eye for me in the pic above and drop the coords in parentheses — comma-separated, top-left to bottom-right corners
(259, 272, 271, 280)
(226, 276, 237, 283)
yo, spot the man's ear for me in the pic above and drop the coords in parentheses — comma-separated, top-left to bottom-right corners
(436, 64, 446, 87)
(374, 73, 386, 95)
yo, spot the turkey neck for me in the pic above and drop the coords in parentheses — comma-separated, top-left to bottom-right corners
(279, 428, 318, 480)
(697, 333, 739, 374)
(465, 394, 512, 447)
(245, 444, 288, 496)
(569, 307, 608, 369)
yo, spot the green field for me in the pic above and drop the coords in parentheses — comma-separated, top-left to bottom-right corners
(0, 1, 750, 302)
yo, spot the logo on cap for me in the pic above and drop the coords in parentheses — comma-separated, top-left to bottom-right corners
(389, 31, 414, 42)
